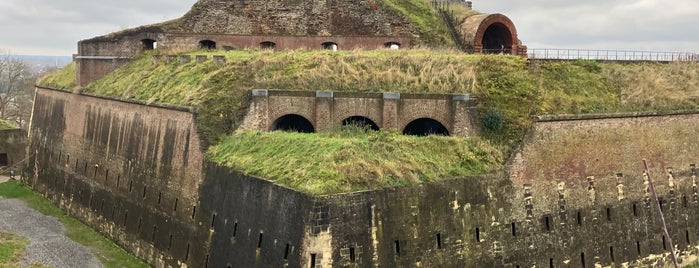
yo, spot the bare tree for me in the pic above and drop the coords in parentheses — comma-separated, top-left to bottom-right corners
(0, 52, 33, 129)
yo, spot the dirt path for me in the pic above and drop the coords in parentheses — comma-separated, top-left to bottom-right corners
(0, 181, 102, 268)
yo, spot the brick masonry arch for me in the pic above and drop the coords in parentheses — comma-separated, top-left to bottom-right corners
(459, 13, 526, 56)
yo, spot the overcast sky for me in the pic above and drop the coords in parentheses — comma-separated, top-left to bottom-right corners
(1, 0, 697, 56)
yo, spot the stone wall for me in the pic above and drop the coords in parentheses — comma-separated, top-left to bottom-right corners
(28, 87, 207, 267)
(239, 90, 478, 136)
(0, 129, 25, 168)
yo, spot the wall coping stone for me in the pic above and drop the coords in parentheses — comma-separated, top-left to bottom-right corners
(35, 85, 199, 114)
(383, 92, 400, 100)
(316, 91, 334, 98)
(536, 109, 699, 122)
(452, 94, 470, 101)
(252, 89, 269, 96)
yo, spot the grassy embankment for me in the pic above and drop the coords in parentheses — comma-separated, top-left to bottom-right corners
(0, 231, 45, 267)
(37, 49, 699, 194)
(0, 119, 17, 130)
(0, 181, 148, 268)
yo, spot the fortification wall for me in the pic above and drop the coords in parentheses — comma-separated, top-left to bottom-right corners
(28, 87, 207, 267)
(0, 129, 26, 167)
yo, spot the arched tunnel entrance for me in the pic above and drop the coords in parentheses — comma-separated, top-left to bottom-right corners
(271, 114, 315, 133)
(403, 118, 449, 136)
(481, 23, 514, 54)
(341, 116, 380, 131)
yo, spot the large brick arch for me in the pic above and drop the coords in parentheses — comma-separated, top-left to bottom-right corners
(459, 13, 525, 56)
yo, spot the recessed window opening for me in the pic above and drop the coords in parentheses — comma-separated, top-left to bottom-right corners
(191, 205, 197, 219)
(271, 114, 315, 133)
(341, 116, 380, 131)
(403, 118, 449, 136)
(142, 39, 156, 50)
(199, 40, 216, 50)
(636, 241, 641, 255)
(549, 258, 554, 268)
(385, 42, 401, 49)
(137, 217, 142, 232)
(168, 234, 173, 250)
(211, 213, 217, 229)
(205, 254, 209, 268)
(349, 246, 356, 262)
(322, 42, 338, 51)
(158, 192, 162, 204)
(310, 254, 317, 268)
(174, 198, 178, 211)
(633, 203, 638, 216)
(142, 185, 147, 198)
(436, 233, 442, 249)
(662, 235, 667, 250)
(580, 252, 585, 268)
(687, 230, 691, 245)
(606, 207, 612, 221)
(475, 227, 480, 242)
(544, 216, 551, 231)
(577, 211, 582, 225)
(185, 243, 190, 261)
(394, 240, 401, 256)
(116, 175, 120, 188)
(511, 222, 517, 236)
(105, 170, 109, 182)
(659, 199, 664, 211)
(258, 232, 263, 248)
(610, 246, 615, 262)
(152, 225, 157, 242)
(260, 41, 276, 50)
(233, 222, 238, 237)
(129, 180, 133, 192)
(123, 211, 128, 226)
(284, 243, 290, 260)
(683, 195, 688, 207)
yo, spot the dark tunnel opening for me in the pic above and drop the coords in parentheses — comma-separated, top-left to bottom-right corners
(199, 40, 216, 50)
(403, 118, 449, 136)
(341, 116, 380, 131)
(271, 114, 315, 133)
(482, 23, 514, 54)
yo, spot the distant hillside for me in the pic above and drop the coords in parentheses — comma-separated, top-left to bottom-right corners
(16, 55, 72, 74)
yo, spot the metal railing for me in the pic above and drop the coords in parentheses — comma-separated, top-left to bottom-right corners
(527, 48, 699, 62)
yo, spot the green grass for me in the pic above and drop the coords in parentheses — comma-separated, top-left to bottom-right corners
(0, 232, 27, 266)
(0, 119, 17, 130)
(36, 61, 76, 90)
(0, 181, 148, 268)
(208, 128, 503, 195)
(379, 0, 453, 47)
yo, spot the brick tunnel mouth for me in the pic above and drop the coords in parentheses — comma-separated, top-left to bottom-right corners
(341, 116, 380, 131)
(271, 114, 315, 133)
(482, 23, 514, 54)
(403, 118, 449, 136)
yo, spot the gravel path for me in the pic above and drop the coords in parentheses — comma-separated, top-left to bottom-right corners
(0, 186, 103, 268)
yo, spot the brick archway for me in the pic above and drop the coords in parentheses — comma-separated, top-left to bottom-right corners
(474, 14, 519, 55)
(402, 118, 450, 136)
(270, 114, 315, 133)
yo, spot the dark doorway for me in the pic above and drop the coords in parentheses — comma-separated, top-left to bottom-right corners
(384, 42, 401, 49)
(403, 118, 449, 136)
(199, 40, 216, 50)
(271, 114, 315, 133)
(341, 116, 380, 131)
(482, 23, 513, 54)
(322, 42, 338, 51)
(142, 39, 156, 50)
(0, 153, 7, 166)
(260, 41, 276, 50)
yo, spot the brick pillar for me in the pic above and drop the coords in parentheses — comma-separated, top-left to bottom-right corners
(315, 91, 334, 132)
(239, 89, 269, 131)
(382, 93, 400, 131)
(451, 94, 477, 137)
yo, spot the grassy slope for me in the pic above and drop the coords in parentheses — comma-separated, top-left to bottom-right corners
(209, 129, 503, 195)
(0, 181, 148, 268)
(36, 50, 699, 194)
(0, 119, 17, 130)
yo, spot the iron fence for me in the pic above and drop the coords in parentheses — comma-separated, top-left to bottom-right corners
(527, 48, 699, 62)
